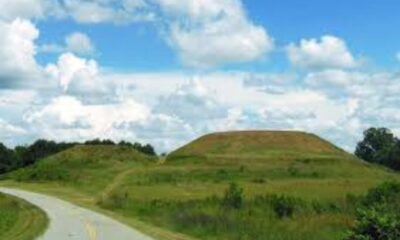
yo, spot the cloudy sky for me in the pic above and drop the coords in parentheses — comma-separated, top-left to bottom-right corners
(0, 0, 399, 152)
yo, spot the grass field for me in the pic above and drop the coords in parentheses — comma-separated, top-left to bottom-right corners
(2, 131, 399, 240)
(0, 192, 48, 240)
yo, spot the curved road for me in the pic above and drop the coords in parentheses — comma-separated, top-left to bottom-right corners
(0, 187, 153, 240)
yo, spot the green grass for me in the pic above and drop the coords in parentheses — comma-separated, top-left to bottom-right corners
(2, 131, 400, 240)
(0, 192, 48, 240)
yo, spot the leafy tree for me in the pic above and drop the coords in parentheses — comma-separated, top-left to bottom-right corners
(0, 143, 15, 173)
(355, 128, 400, 170)
(84, 139, 115, 145)
(140, 144, 156, 156)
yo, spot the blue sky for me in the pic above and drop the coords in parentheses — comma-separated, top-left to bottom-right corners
(36, 0, 400, 71)
(0, 0, 399, 152)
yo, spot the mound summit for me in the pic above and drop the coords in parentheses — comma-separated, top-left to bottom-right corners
(168, 131, 350, 160)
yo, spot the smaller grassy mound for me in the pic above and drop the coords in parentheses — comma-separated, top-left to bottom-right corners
(168, 131, 349, 161)
(11, 145, 156, 195)
(0, 193, 47, 240)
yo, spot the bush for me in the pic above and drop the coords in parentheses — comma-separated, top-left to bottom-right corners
(345, 206, 400, 240)
(345, 182, 400, 240)
(222, 183, 243, 209)
(270, 195, 301, 218)
(362, 181, 400, 206)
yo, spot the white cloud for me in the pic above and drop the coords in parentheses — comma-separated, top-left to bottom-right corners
(0, 0, 46, 20)
(157, 0, 274, 68)
(0, 18, 44, 88)
(154, 78, 226, 121)
(65, 32, 95, 55)
(0, 118, 27, 144)
(62, 0, 154, 24)
(1, 0, 273, 69)
(24, 95, 151, 139)
(305, 69, 365, 90)
(46, 52, 99, 91)
(40, 31, 96, 56)
(287, 35, 357, 70)
(0, 0, 154, 24)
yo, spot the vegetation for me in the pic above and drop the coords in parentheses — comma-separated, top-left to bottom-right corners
(85, 139, 156, 156)
(0, 193, 48, 240)
(0, 139, 156, 176)
(1, 130, 399, 240)
(345, 182, 400, 240)
(355, 127, 400, 171)
(11, 145, 155, 193)
(221, 182, 243, 209)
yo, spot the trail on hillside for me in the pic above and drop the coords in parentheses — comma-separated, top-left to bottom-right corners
(0, 187, 153, 240)
(102, 169, 136, 198)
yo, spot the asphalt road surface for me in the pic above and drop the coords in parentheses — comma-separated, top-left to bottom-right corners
(0, 187, 153, 240)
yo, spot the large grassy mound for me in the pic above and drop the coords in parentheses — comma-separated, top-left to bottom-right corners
(168, 131, 349, 161)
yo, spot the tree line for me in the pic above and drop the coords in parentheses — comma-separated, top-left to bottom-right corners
(0, 139, 156, 174)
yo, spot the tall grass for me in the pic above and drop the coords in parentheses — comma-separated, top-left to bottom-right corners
(100, 183, 353, 240)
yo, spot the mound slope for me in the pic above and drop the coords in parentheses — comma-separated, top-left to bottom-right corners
(168, 131, 350, 160)
(11, 145, 155, 194)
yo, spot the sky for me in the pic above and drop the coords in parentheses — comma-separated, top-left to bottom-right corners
(0, 0, 399, 153)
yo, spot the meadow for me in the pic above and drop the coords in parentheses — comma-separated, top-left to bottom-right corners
(2, 131, 399, 240)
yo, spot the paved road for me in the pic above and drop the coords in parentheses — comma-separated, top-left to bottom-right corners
(0, 187, 153, 240)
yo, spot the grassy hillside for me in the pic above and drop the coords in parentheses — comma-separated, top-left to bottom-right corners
(2, 131, 399, 240)
(11, 145, 156, 195)
(0, 193, 47, 240)
(168, 131, 349, 160)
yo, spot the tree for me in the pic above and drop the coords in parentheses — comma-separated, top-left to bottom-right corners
(141, 144, 156, 156)
(0, 143, 15, 173)
(355, 128, 399, 170)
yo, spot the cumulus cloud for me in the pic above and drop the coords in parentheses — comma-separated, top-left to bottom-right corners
(0, 18, 44, 88)
(1, 0, 273, 69)
(287, 35, 357, 70)
(157, 0, 274, 68)
(45, 52, 108, 95)
(154, 78, 227, 121)
(24, 95, 151, 139)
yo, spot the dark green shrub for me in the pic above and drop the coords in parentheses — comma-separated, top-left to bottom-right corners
(345, 182, 400, 240)
(345, 206, 400, 240)
(362, 181, 400, 206)
(270, 195, 301, 218)
(222, 182, 243, 209)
